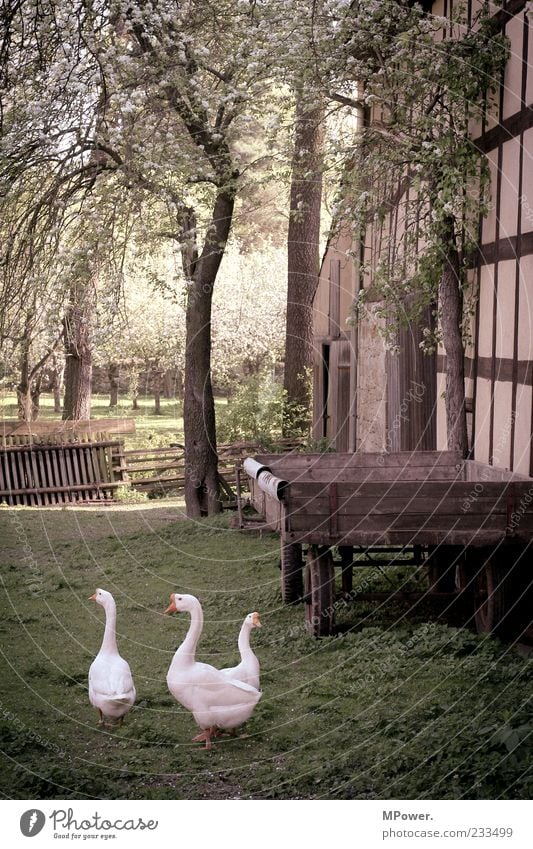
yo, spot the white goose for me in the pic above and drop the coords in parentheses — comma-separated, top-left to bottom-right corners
(164, 593, 261, 749)
(88, 589, 136, 727)
(220, 612, 262, 690)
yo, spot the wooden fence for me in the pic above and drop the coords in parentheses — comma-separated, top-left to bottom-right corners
(125, 438, 305, 501)
(0, 432, 304, 507)
(0, 434, 128, 506)
(125, 442, 243, 504)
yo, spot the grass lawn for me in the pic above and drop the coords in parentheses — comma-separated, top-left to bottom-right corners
(0, 505, 532, 800)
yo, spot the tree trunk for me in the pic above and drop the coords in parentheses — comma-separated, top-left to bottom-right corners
(439, 217, 469, 458)
(17, 366, 42, 421)
(53, 383, 61, 413)
(163, 369, 175, 399)
(184, 187, 236, 518)
(30, 373, 42, 420)
(153, 370, 162, 415)
(108, 362, 119, 407)
(175, 369, 184, 400)
(283, 90, 325, 437)
(17, 387, 33, 421)
(62, 294, 92, 421)
(129, 367, 139, 410)
(51, 355, 63, 413)
(17, 340, 33, 421)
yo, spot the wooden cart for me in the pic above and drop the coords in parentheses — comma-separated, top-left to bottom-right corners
(244, 450, 533, 639)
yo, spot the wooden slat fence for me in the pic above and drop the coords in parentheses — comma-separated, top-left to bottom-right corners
(125, 437, 306, 502)
(0, 433, 127, 506)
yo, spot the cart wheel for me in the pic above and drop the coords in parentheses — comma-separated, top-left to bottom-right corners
(472, 547, 533, 639)
(280, 542, 303, 604)
(305, 546, 335, 637)
(426, 546, 460, 593)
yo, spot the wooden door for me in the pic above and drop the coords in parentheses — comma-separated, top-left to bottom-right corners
(330, 339, 352, 451)
(385, 306, 436, 451)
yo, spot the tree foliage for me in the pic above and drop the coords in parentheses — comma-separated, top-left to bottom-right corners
(334, 2, 509, 339)
(0, 1, 510, 472)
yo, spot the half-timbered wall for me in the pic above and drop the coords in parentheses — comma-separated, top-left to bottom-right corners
(314, 0, 532, 471)
(467, 1, 533, 474)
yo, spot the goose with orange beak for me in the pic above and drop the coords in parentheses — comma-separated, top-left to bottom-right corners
(220, 612, 262, 690)
(164, 593, 261, 749)
(88, 589, 136, 727)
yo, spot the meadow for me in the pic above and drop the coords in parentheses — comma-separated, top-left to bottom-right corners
(0, 505, 532, 800)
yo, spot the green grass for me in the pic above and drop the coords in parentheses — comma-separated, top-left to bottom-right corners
(0, 507, 532, 800)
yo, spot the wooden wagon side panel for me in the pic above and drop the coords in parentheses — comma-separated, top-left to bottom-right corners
(284, 478, 533, 547)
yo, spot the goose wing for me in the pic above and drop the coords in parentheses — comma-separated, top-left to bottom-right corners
(89, 654, 135, 700)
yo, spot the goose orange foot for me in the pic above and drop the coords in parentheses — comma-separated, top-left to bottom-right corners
(192, 727, 217, 749)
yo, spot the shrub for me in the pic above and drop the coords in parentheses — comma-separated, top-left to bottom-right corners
(216, 371, 285, 445)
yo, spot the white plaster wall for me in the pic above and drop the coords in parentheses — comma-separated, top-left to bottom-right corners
(356, 308, 387, 452)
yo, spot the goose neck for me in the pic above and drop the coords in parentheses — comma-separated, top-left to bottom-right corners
(101, 599, 118, 655)
(238, 621, 252, 659)
(178, 600, 204, 662)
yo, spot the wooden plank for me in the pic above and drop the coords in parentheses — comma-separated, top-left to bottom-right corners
(1, 449, 14, 505)
(21, 443, 36, 506)
(84, 443, 97, 502)
(106, 444, 116, 491)
(84, 437, 100, 502)
(131, 474, 186, 487)
(14, 441, 26, 504)
(79, 434, 91, 502)
(253, 451, 464, 469)
(114, 443, 127, 483)
(42, 447, 56, 504)
(63, 444, 75, 500)
(123, 446, 184, 457)
(57, 445, 69, 503)
(36, 446, 49, 505)
(0, 450, 6, 503)
(11, 455, 20, 504)
(0, 418, 135, 436)
(50, 446, 64, 504)
(0, 482, 125, 497)
(287, 495, 519, 517)
(464, 460, 532, 482)
(0, 438, 124, 453)
(75, 436, 89, 502)
(291, 509, 533, 531)
(127, 461, 185, 473)
(257, 466, 466, 483)
(92, 444, 107, 501)
(9, 444, 21, 505)
(287, 480, 533, 500)
(28, 446, 42, 507)
(97, 444, 111, 498)
(288, 511, 533, 534)
(285, 528, 533, 547)
(330, 340, 351, 452)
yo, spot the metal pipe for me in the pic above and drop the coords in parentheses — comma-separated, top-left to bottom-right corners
(254, 470, 288, 501)
(243, 457, 288, 501)
(243, 457, 271, 480)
